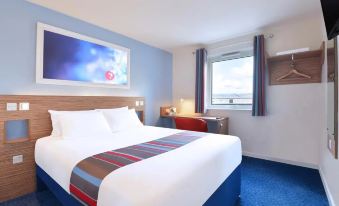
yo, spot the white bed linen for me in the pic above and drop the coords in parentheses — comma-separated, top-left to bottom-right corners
(35, 126, 242, 206)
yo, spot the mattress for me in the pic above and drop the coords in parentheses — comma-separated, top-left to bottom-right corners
(35, 126, 242, 206)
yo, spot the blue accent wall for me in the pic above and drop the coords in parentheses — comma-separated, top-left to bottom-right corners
(0, 0, 172, 126)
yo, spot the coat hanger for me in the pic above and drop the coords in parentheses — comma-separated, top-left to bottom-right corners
(276, 54, 311, 81)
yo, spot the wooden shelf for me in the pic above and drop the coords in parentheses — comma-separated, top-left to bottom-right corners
(4, 137, 30, 144)
(268, 43, 324, 85)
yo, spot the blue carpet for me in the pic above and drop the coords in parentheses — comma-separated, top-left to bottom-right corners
(0, 157, 328, 206)
(236, 157, 328, 206)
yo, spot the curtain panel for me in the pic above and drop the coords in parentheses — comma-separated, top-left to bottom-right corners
(252, 35, 266, 116)
(195, 48, 207, 113)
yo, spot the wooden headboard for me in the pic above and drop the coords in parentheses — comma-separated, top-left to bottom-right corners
(0, 95, 145, 145)
(0, 95, 145, 201)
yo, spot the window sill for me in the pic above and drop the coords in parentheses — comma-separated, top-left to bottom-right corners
(206, 105, 252, 111)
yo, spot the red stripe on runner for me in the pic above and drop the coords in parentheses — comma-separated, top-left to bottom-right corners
(93, 155, 125, 167)
(106, 151, 141, 162)
(70, 184, 97, 206)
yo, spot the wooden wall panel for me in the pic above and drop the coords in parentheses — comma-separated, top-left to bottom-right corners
(0, 142, 36, 201)
(0, 95, 145, 202)
(327, 47, 335, 82)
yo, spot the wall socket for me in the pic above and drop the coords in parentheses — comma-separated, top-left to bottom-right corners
(6, 103, 17, 111)
(135, 100, 144, 106)
(327, 133, 336, 156)
(328, 139, 332, 150)
(19, 102, 30, 111)
(13, 155, 23, 164)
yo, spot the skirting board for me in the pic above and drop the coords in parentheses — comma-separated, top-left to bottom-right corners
(242, 151, 318, 169)
(319, 167, 336, 206)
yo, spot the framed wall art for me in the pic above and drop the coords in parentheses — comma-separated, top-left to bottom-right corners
(36, 23, 130, 88)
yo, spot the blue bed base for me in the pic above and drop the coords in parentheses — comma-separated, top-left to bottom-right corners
(36, 165, 241, 206)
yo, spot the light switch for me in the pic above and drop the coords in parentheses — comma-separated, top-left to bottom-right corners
(13, 155, 23, 164)
(6, 103, 17, 111)
(135, 101, 140, 106)
(19, 102, 30, 111)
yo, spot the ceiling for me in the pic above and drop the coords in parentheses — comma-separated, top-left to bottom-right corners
(28, 0, 322, 51)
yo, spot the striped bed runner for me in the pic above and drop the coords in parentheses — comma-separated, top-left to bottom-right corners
(70, 131, 207, 206)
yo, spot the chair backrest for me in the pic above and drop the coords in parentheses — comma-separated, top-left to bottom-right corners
(174, 117, 208, 132)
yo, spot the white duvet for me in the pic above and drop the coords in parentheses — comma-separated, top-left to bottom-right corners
(35, 126, 242, 206)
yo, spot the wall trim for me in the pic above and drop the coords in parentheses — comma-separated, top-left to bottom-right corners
(319, 166, 336, 206)
(242, 151, 318, 169)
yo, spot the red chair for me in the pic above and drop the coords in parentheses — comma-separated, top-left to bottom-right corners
(174, 117, 208, 132)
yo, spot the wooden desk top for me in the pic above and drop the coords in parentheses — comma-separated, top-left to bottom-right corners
(161, 114, 228, 121)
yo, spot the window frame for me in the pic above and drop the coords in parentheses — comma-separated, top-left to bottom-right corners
(206, 50, 254, 110)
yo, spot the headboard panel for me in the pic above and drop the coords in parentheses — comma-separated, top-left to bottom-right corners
(0, 95, 145, 145)
(0, 95, 145, 201)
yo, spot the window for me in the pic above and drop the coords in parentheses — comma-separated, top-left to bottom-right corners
(208, 54, 253, 109)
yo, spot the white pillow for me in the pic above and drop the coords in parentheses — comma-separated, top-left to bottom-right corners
(49, 110, 95, 137)
(58, 111, 112, 139)
(99, 108, 143, 132)
(129, 109, 143, 127)
(96, 106, 128, 113)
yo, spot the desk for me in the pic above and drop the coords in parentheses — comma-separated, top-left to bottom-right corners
(161, 114, 229, 135)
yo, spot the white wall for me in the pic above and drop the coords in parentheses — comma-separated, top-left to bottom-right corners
(172, 45, 202, 114)
(319, 21, 339, 206)
(172, 14, 325, 167)
(208, 84, 324, 167)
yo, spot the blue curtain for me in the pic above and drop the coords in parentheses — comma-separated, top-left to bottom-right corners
(252, 35, 266, 116)
(195, 48, 207, 113)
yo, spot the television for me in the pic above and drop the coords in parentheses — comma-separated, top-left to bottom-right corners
(321, 0, 339, 40)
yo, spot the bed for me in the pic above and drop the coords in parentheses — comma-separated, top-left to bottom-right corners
(35, 126, 242, 206)
(0, 95, 241, 206)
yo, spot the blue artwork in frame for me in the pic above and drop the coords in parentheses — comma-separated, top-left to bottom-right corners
(36, 23, 130, 88)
